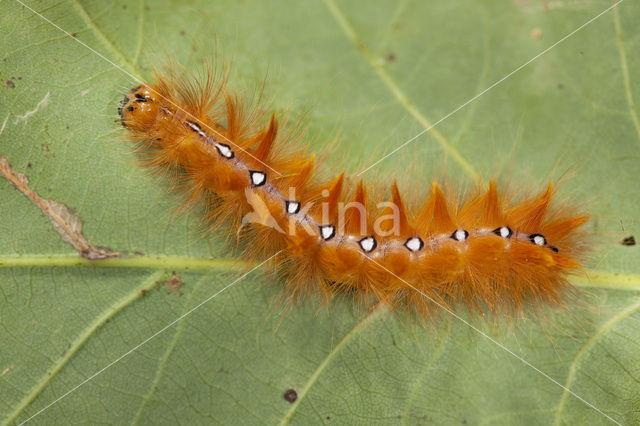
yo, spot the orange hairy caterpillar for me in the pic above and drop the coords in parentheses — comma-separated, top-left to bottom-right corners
(118, 62, 590, 320)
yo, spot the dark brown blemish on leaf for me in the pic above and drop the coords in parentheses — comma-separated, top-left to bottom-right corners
(0, 156, 119, 260)
(283, 388, 297, 403)
(6, 80, 15, 89)
(621, 235, 636, 246)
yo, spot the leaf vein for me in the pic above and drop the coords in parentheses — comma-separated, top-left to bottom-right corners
(2, 270, 164, 425)
(131, 274, 211, 425)
(613, 5, 640, 147)
(278, 305, 387, 425)
(553, 297, 640, 425)
(321, 0, 480, 180)
(70, 0, 140, 77)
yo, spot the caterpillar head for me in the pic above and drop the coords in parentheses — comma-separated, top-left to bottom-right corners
(118, 84, 163, 131)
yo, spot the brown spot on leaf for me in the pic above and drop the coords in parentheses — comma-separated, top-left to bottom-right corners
(0, 156, 119, 260)
(621, 235, 636, 246)
(163, 273, 183, 295)
(283, 389, 297, 403)
(6, 80, 15, 89)
(530, 28, 542, 40)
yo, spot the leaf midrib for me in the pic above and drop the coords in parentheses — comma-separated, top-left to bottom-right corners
(1, 255, 637, 292)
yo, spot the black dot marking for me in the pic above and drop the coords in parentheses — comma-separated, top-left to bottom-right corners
(493, 226, 512, 239)
(134, 93, 148, 102)
(285, 200, 300, 215)
(404, 237, 424, 252)
(359, 236, 377, 253)
(127, 105, 134, 112)
(320, 225, 335, 241)
(117, 95, 129, 116)
(215, 143, 234, 159)
(131, 85, 142, 92)
(529, 234, 546, 246)
(621, 235, 636, 246)
(549, 246, 559, 253)
(249, 170, 266, 187)
(451, 229, 469, 242)
(283, 389, 297, 403)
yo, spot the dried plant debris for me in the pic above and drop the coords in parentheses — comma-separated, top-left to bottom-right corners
(0, 156, 119, 260)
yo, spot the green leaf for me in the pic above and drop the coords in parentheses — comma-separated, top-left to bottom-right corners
(1, 0, 639, 424)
